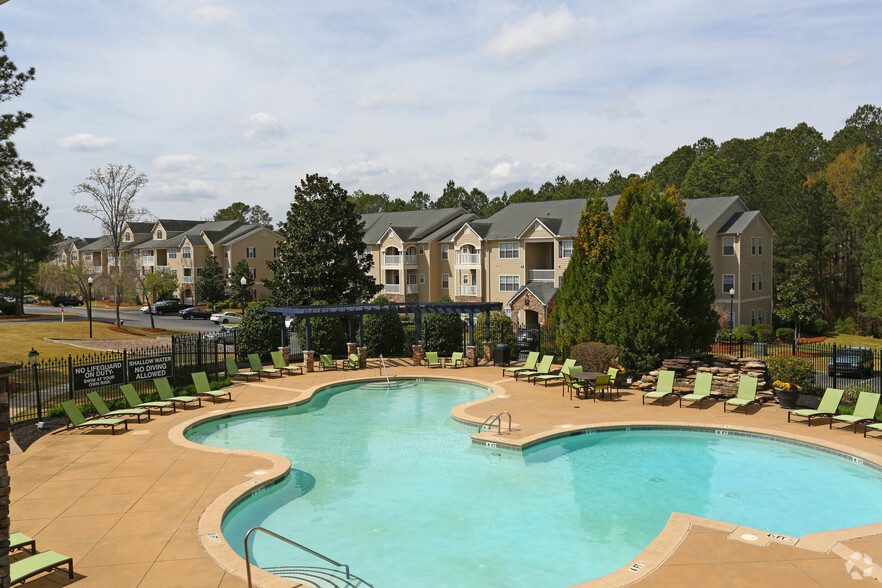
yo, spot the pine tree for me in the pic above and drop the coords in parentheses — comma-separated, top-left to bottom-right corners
(549, 195, 614, 351)
(602, 181, 718, 372)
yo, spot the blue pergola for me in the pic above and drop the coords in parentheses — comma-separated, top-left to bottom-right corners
(266, 302, 503, 351)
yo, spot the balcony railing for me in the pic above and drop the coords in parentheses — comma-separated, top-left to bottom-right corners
(528, 269, 554, 281)
(457, 253, 480, 265)
(405, 255, 418, 265)
(459, 285, 478, 297)
(406, 284, 419, 294)
(385, 283, 400, 294)
(141, 256, 155, 264)
(383, 254, 401, 266)
(182, 276, 194, 284)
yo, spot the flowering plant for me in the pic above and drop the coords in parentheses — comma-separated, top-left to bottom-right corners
(603, 364, 624, 371)
(773, 380, 800, 391)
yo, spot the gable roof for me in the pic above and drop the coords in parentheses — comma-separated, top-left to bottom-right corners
(480, 199, 586, 240)
(362, 208, 476, 244)
(507, 281, 559, 306)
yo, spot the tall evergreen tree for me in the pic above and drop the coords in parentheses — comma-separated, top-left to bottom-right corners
(196, 253, 226, 307)
(548, 195, 614, 350)
(602, 181, 718, 372)
(267, 174, 379, 305)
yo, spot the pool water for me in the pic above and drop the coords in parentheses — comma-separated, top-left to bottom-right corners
(186, 379, 882, 587)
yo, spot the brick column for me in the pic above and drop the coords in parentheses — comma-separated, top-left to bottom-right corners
(279, 347, 289, 364)
(482, 342, 492, 364)
(357, 347, 367, 369)
(304, 350, 315, 373)
(346, 342, 357, 358)
(412, 342, 424, 366)
(0, 363, 20, 588)
(466, 345, 477, 367)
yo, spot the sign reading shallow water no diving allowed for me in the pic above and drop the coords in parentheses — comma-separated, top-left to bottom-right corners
(70, 354, 173, 391)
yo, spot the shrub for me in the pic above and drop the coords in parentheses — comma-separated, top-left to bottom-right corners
(0, 301, 15, 315)
(842, 382, 876, 402)
(835, 316, 858, 335)
(754, 323, 774, 343)
(569, 342, 621, 372)
(474, 312, 516, 359)
(236, 301, 284, 362)
(732, 324, 755, 341)
(813, 318, 829, 336)
(766, 355, 815, 391)
(363, 295, 406, 357)
(835, 403, 882, 420)
(776, 328, 795, 342)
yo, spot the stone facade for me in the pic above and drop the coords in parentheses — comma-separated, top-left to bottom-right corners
(509, 290, 549, 326)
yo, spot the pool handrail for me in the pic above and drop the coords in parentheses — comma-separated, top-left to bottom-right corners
(479, 411, 512, 435)
(380, 354, 390, 386)
(244, 526, 350, 586)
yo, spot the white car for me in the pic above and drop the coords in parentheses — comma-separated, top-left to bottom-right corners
(210, 311, 243, 324)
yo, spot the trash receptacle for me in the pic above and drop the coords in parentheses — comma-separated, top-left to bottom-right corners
(494, 343, 510, 366)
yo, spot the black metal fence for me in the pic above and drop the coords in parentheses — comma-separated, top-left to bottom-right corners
(5, 332, 237, 424)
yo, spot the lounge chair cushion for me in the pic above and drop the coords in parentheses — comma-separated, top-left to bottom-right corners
(10, 550, 74, 584)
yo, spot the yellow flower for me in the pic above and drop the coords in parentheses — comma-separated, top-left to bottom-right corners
(773, 380, 800, 391)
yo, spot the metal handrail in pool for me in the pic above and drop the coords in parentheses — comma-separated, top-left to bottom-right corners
(244, 526, 351, 586)
(479, 411, 512, 435)
(379, 354, 390, 385)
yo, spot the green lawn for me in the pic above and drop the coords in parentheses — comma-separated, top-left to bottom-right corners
(823, 333, 882, 350)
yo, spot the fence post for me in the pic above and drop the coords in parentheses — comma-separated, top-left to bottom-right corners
(123, 349, 128, 383)
(832, 343, 837, 390)
(33, 360, 42, 421)
(68, 355, 74, 400)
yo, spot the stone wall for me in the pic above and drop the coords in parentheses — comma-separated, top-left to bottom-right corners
(636, 355, 771, 394)
(509, 291, 548, 325)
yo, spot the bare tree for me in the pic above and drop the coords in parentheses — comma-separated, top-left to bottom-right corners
(73, 164, 149, 325)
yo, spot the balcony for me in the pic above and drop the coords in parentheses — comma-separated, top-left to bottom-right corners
(182, 276, 194, 284)
(528, 269, 554, 282)
(141, 256, 155, 264)
(405, 254, 418, 265)
(385, 283, 400, 294)
(406, 283, 419, 294)
(459, 285, 478, 297)
(457, 253, 480, 265)
(382, 254, 402, 266)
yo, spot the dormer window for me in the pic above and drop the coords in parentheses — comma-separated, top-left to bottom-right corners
(124, 232, 132, 242)
(156, 230, 164, 240)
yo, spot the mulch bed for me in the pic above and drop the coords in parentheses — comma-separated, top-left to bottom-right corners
(12, 417, 68, 452)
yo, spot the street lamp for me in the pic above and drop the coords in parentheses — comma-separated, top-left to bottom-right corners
(28, 348, 41, 421)
(240, 276, 247, 314)
(87, 276, 93, 339)
(729, 287, 735, 337)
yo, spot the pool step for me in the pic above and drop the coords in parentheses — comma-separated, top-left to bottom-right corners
(263, 565, 373, 588)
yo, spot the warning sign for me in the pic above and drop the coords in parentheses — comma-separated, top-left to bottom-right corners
(71, 361, 125, 391)
(128, 354, 173, 382)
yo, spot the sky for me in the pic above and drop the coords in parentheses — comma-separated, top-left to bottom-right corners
(3, 0, 882, 237)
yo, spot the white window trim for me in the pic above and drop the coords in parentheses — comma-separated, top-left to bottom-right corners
(722, 236, 735, 256)
(419, 274, 425, 284)
(499, 242, 519, 259)
(758, 272, 763, 291)
(441, 273, 449, 289)
(558, 240, 573, 258)
(441, 245, 449, 260)
(499, 275, 520, 292)
(758, 237, 763, 255)
(722, 274, 735, 293)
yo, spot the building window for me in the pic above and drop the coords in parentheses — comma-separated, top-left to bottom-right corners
(499, 275, 520, 292)
(758, 273, 763, 291)
(751, 237, 756, 255)
(558, 275, 563, 288)
(758, 237, 763, 255)
(499, 242, 519, 259)
(182, 246, 191, 259)
(246, 247, 256, 258)
(441, 245, 449, 260)
(758, 308, 763, 323)
(462, 274, 469, 284)
(170, 269, 177, 278)
(224, 247, 230, 259)
(124, 232, 131, 242)
(558, 240, 573, 258)
(418, 245, 424, 255)
(168, 249, 177, 259)
(723, 274, 735, 294)
(156, 230, 163, 240)
(419, 274, 425, 284)
(750, 310, 756, 325)
(442, 274, 449, 289)
(224, 269, 229, 278)
(71, 251, 78, 261)
(85, 253, 92, 261)
(251, 268, 257, 279)
(722, 237, 735, 256)
(751, 273, 756, 292)
(273, 247, 277, 258)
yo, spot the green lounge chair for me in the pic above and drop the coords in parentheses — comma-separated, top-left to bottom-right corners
(446, 351, 465, 368)
(425, 352, 442, 368)
(191, 371, 232, 403)
(521, 355, 554, 383)
(61, 400, 127, 434)
(271, 351, 303, 375)
(535, 359, 576, 386)
(502, 351, 539, 379)
(318, 354, 338, 370)
(120, 383, 175, 415)
(562, 367, 584, 400)
(10, 532, 36, 554)
(724, 376, 760, 413)
(154, 377, 202, 409)
(788, 387, 843, 426)
(679, 372, 714, 409)
(643, 370, 677, 405)
(343, 353, 361, 370)
(863, 421, 882, 438)
(226, 356, 260, 381)
(85, 392, 151, 422)
(248, 353, 282, 378)
(10, 550, 74, 584)
(830, 391, 880, 433)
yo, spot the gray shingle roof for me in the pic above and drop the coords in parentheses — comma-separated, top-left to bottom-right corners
(508, 281, 559, 306)
(717, 210, 759, 234)
(362, 208, 475, 243)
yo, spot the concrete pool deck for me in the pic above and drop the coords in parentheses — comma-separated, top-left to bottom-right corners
(9, 358, 882, 587)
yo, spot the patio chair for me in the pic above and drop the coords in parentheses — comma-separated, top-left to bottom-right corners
(225, 356, 260, 381)
(521, 355, 554, 383)
(642, 370, 677, 405)
(788, 387, 843, 426)
(85, 391, 151, 422)
(446, 351, 465, 368)
(502, 351, 539, 379)
(863, 421, 882, 438)
(590, 374, 612, 401)
(724, 376, 760, 413)
(10, 532, 36, 554)
(343, 353, 361, 370)
(248, 353, 282, 378)
(830, 392, 880, 433)
(318, 354, 338, 370)
(607, 367, 620, 394)
(425, 352, 442, 368)
(271, 351, 303, 375)
(153, 377, 202, 409)
(562, 367, 584, 401)
(10, 550, 74, 585)
(679, 372, 714, 409)
(120, 383, 175, 415)
(191, 371, 233, 403)
(61, 400, 127, 434)
(535, 358, 576, 386)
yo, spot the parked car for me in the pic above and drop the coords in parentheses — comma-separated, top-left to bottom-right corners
(151, 300, 190, 315)
(828, 347, 874, 378)
(206, 325, 238, 344)
(51, 295, 84, 307)
(23, 295, 39, 304)
(179, 307, 212, 320)
(211, 311, 243, 324)
(516, 328, 539, 350)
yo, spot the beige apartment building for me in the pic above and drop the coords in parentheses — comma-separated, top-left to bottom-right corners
(360, 195, 774, 328)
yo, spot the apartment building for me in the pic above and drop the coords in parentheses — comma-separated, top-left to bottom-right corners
(360, 195, 774, 328)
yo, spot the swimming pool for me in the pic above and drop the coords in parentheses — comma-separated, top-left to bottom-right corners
(186, 378, 882, 587)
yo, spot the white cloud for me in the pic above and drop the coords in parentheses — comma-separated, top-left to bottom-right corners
(238, 112, 286, 144)
(355, 90, 432, 111)
(485, 5, 600, 63)
(152, 154, 205, 174)
(490, 161, 516, 178)
(147, 179, 217, 201)
(56, 134, 117, 151)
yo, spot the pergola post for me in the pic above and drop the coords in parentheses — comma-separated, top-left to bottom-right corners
(305, 316, 312, 351)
